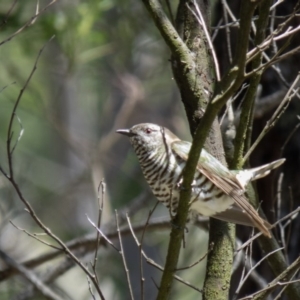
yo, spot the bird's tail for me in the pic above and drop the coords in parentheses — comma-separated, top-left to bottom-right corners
(213, 204, 272, 237)
(235, 158, 285, 188)
(250, 158, 285, 181)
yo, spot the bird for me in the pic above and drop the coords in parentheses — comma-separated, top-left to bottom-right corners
(117, 123, 285, 237)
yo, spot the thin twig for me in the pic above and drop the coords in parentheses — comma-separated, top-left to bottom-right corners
(9, 221, 61, 250)
(247, 14, 299, 63)
(139, 201, 159, 300)
(176, 243, 212, 271)
(126, 214, 145, 300)
(126, 213, 202, 293)
(12, 256, 75, 300)
(239, 271, 300, 300)
(1, 216, 206, 282)
(243, 73, 300, 163)
(221, 0, 233, 64)
(222, 0, 238, 22)
(91, 180, 106, 285)
(187, 0, 220, 81)
(234, 247, 284, 299)
(10, 113, 24, 155)
(0, 0, 18, 29)
(4, 37, 54, 178)
(0, 0, 59, 47)
(0, 250, 63, 300)
(270, 0, 285, 11)
(237, 207, 300, 252)
(245, 33, 294, 78)
(236, 235, 251, 299)
(115, 210, 134, 300)
(276, 173, 289, 261)
(0, 39, 105, 300)
(280, 121, 300, 156)
(272, 270, 300, 300)
(234, 240, 269, 295)
(246, 8, 300, 62)
(87, 216, 120, 252)
(284, 186, 295, 255)
(211, 18, 224, 41)
(87, 274, 97, 300)
(270, 0, 278, 54)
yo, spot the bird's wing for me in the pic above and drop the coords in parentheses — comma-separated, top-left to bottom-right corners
(172, 141, 242, 187)
(172, 141, 271, 237)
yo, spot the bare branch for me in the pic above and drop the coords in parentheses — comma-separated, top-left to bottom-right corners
(187, 0, 220, 81)
(91, 180, 106, 284)
(239, 255, 300, 300)
(126, 212, 202, 293)
(221, 0, 233, 64)
(234, 240, 269, 296)
(3, 37, 54, 178)
(125, 202, 159, 300)
(175, 243, 212, 271)
(243, 73, 300, 163)
(115, 210, 135, 300)
(12, 257, 75, 300)
(87, 216, 120, 252)
(234, 247, 284, 299)
(0, 250, 64, 300)
(0, 0, 59, 47)
(237, 207, 300, 252)
(9, 221, 61, 250)
(0, 0, 18, 28)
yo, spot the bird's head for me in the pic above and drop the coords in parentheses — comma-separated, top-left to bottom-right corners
(116, 123, 179, 153)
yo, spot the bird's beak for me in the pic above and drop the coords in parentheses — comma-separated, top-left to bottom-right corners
(116, 129, 133, 137)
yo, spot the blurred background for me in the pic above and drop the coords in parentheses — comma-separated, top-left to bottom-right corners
(0, 0, 299, 299)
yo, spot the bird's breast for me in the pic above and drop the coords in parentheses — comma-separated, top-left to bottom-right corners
(137, 149, 235, 217)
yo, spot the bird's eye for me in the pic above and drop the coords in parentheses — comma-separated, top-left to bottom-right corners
(145, 128, 152, 134)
